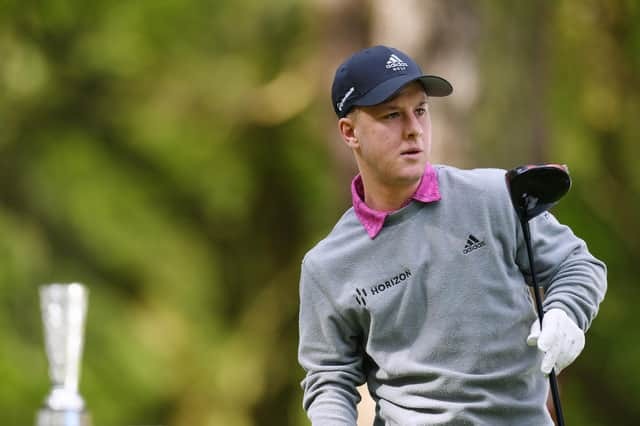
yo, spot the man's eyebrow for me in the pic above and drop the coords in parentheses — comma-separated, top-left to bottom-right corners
(379, 103, 400, 110)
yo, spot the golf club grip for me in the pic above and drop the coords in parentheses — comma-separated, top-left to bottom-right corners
(521, 220, 566, 426)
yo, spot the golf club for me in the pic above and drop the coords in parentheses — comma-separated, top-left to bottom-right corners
(505, 164, 571, 426)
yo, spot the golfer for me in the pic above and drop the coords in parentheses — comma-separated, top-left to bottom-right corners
(297, 45, 607, 425)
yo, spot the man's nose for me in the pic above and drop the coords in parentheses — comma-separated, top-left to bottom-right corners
(404, 113, 424, 139)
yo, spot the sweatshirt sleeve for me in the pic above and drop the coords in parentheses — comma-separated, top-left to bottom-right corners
(298, 257, 366, 425)
(515, 211, 607, 331)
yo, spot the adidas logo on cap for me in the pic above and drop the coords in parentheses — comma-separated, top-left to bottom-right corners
(386, 54, 408, 71)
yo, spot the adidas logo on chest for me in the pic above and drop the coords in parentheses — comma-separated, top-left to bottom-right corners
(463, 234, 486, 254)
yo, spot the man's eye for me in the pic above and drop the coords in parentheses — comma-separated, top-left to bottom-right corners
(385, 112, 400, 119)
(416, 107, 427, 116)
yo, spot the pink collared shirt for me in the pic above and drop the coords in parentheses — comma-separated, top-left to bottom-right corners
(351, 163, 441, 238)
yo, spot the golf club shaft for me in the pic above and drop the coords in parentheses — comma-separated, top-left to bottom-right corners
(521, 219, 565, 426)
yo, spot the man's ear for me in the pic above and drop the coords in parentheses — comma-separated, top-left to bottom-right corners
(338, 115, 359, 149)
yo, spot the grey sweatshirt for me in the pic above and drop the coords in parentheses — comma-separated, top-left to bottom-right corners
(298, 166, 606, 425)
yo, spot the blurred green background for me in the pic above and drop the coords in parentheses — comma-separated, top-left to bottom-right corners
(0, 0, 638, 425)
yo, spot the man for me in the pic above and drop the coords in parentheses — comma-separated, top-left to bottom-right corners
(298, 45, 606, 425)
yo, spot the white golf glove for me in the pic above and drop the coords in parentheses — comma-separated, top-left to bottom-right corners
(526, 308, 585, 375)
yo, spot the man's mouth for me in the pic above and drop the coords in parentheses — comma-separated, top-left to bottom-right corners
(401, 148, 423, 156)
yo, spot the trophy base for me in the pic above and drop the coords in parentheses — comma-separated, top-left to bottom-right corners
(37, 408, 92, 426)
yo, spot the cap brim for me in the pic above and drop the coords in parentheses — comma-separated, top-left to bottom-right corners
(418, 75, 453, 97)
(353, 74, 453, 108)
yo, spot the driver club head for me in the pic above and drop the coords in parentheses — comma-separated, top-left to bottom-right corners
(505, 164, 571, 221)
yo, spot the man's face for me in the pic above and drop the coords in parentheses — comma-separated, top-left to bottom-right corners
(344, 81, 432, 189)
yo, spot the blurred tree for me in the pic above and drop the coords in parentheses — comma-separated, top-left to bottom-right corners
(0, 0, 336, 425)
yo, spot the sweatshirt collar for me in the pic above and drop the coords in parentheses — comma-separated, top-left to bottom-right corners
(351, 163, 441, 238)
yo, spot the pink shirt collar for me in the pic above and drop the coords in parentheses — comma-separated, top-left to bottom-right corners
(351, 163, 441, 238)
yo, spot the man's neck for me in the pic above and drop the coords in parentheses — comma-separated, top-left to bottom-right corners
(362, 178, 420, 212)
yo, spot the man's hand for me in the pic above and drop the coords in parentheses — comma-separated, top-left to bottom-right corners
(526, 308, 585, 375)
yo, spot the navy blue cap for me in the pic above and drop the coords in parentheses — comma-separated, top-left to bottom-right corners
(331, 45, 453, 118)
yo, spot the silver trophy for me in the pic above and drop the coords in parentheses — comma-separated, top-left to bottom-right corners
(37, 283, 91, 426)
